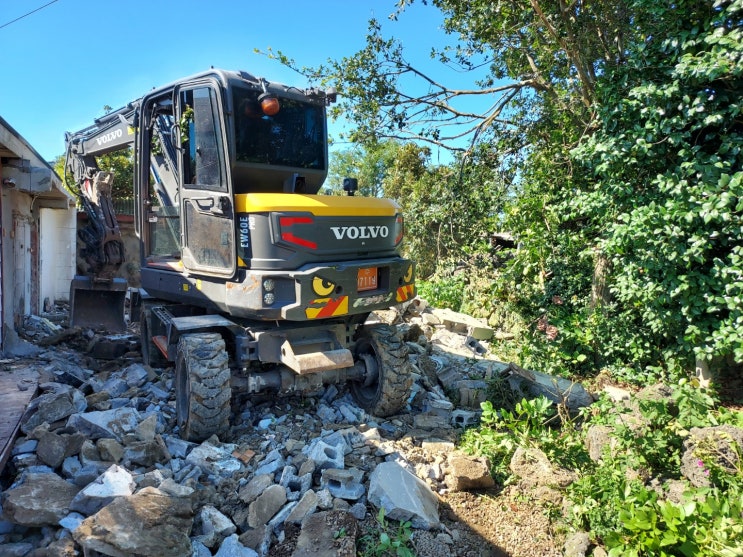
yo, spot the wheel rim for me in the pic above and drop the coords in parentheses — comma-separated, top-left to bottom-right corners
(353, 339, 382, 406)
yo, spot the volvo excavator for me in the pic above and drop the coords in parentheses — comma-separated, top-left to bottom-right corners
(64, 69, 416, 441)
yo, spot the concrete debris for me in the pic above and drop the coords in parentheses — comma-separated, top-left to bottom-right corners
(0, 299, 600, 555)
(368, 461, 441, 530)
(445, 455, 496, 492)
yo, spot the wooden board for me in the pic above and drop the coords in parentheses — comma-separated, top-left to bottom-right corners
(0, 365, 39, 475)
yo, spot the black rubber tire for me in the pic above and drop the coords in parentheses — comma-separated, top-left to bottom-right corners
(140, 306, 167, 367)
(175, 333, 231, 442)
(350, 324, 413, 417)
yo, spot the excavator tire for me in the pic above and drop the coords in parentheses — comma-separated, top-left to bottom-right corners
(140, 306, 167, 368)
(175, 333, 231, 442)
(350, 324, 413, 417)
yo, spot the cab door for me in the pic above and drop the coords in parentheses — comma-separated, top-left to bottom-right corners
(176, 84, 236, 277)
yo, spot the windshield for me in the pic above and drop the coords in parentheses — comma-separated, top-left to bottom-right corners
(233, 87, 325, 170)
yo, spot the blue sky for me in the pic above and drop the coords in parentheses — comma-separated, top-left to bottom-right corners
(0, 0, 464, 162)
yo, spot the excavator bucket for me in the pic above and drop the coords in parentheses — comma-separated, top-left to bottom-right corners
(70, 276, 128, 332)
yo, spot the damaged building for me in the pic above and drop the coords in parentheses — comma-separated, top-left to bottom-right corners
(0, 116, 76, 355)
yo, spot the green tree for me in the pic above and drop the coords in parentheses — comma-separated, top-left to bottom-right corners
(573, 0, 743, 374)
(54, 148, 134, 204)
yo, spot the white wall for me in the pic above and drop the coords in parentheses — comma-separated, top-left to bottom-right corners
(40, 207, 76, 306)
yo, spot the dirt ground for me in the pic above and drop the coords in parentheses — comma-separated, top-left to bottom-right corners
(411, 488, 563, 557)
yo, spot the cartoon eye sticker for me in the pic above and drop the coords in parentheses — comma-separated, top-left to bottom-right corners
(312, 276, 335, 296)
(403, 265, 413, 283)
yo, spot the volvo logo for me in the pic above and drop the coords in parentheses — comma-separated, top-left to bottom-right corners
(330, 226, 389, 240)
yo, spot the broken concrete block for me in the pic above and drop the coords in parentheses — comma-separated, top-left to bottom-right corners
(457, 379, 489, 409)
(304, 438, 344, 471)
(431, 308, 494, 340)
(247, 484, 287, 528)
(368, 461, 440, 530)
(451, 409, 480, 428)
(285, 490, 319, 525)
(320, 468, 365, 501)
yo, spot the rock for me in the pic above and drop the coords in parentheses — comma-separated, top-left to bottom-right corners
(239, 474, 275, 504)
(66, 407, 141, 442)
(445, 455, 495, 491)
(0, 542, 35, 556)
(195, 505, 237, 548)
(36, 430, 85, 468)
(3, 473, 79, 527)
(69, 464, 135, 515)
(238, 525, 272, 556)
(123, 435, 171, 467)
(215, 534, 259, 556)
(285, 490, 319, 525)
(73, 486, 193, 557)
(248, 484, 287, 528)
(368, 461, 440, 530)
(96, 438, 125, 463)
(509, 447, 576, 488)
(681, 425, 743, 487)
(21, 387, 87, 434)
(46, 359, 93, 388)
(187, 441, 243, 477)
(563, 531, 591, 557)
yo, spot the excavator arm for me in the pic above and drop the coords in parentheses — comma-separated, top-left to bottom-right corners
(65, 108, 139, 278)
(65, 106, 139, 330)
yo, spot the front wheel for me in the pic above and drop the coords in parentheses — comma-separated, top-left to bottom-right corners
(175, 333, 231, 442)
(350, 324, 413, 417)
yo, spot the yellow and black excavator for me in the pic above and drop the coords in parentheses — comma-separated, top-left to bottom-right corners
(65, 69, 416, 441)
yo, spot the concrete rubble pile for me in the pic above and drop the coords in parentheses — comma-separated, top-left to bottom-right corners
(0, 300, 592, 557)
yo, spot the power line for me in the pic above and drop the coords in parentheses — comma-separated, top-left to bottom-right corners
(0, 0, 60, 31)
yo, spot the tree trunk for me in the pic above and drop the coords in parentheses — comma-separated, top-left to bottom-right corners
(591, 250, 611, 308)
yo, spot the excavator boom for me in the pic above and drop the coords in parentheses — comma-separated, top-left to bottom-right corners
(65, 109, 138, 330)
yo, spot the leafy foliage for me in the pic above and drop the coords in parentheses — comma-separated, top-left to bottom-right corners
(54, 148, 135, 203)
(358, 508, 415, 557)
(572, 0, 743, 371)
(461, 377, 743, 556)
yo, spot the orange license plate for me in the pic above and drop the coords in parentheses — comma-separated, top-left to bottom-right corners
(357, 267, 378, 291)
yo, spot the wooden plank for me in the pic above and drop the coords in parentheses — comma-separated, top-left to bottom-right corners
(0, 365, 39, 475)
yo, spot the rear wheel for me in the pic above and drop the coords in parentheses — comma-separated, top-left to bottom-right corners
(175, 333, 231, 442)
(350, 324, 413, 417)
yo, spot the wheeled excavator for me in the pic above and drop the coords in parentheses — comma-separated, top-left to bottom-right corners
(64, 69, 416, 441)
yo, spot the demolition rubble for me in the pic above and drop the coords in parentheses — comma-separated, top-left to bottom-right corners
(0, 301, 593, 557)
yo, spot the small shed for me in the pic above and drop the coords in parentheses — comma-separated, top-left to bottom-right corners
(0, 116, 76, 354)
